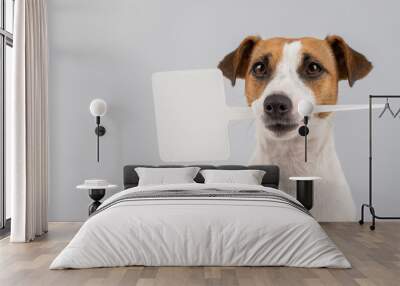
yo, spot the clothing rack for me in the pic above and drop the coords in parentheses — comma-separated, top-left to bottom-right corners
(359, 95, 400, 230)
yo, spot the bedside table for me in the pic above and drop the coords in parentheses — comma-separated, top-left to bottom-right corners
(77, 181, 118, 215)
(289, 177, 321, 210)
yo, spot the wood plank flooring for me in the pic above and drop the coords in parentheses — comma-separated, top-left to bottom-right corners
(0, 222, 399, 286)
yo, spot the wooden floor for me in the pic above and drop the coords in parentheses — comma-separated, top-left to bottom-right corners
(0, 222, 399, 286)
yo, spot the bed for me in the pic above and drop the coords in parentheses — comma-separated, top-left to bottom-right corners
(50, 165, 350, 269)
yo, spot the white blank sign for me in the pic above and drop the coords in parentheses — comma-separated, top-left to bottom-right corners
(152, 69, 253, 162)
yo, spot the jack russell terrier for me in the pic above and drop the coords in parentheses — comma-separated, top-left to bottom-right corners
(218, 35, 372, 221)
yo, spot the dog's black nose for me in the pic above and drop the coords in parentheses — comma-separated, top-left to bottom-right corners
(264, 94, 292, 118)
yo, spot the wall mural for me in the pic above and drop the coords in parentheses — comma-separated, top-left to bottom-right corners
(152, 35, 373, 221)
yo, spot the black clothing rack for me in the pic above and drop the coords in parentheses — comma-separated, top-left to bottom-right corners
(359, 95, 400, 230)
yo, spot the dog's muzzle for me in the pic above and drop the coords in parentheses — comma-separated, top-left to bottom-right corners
(263, 94, 298, 134)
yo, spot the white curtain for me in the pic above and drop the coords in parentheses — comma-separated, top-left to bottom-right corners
(8, 0, 49, 242)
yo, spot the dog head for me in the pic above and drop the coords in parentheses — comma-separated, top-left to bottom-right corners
(218, 36, 372, 139)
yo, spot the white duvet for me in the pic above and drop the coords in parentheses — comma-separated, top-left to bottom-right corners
(50, 183, 350, 269)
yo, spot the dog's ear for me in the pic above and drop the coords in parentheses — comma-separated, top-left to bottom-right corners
(218, 36, 261, 86)
(325, 35, 373, 87)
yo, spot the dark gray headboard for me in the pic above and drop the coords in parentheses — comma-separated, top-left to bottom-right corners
(123, 165, 280, 189)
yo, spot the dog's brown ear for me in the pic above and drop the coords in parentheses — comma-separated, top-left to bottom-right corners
(218, 36, 261, 86)
(326, 35, 373, 87)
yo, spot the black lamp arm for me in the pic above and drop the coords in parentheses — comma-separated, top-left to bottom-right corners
(298, 116, 309, 162)
(94, 116, 106, 162)
(97, 116, 100, 162)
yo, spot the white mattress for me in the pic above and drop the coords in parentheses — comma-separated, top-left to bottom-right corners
(50, 183, 350, 269)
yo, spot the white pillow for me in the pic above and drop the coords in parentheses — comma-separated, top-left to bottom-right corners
(135, 167, 200, 186)
(200, 169, 266, 185)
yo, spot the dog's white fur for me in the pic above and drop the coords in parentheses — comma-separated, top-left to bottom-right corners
(250, 41, 356, 221)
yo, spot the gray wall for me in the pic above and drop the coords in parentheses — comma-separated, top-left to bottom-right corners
(48, 0, 400, 221)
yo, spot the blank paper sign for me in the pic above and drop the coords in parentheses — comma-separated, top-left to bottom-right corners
(152, 69, 253, 162)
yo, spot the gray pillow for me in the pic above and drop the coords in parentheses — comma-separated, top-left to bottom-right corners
(200, 169, 266, 185)
(135, 167, 200, 186)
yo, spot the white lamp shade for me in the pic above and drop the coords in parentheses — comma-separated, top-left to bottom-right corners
(298, 99, 314, 117)
(90, 99, 107, 117)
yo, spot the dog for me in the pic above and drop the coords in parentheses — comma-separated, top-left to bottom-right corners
(218, 35, 372, 221)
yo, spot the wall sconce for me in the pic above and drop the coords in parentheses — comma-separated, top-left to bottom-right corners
(89, 99, 107, 162)
(298, 100, 313, 162)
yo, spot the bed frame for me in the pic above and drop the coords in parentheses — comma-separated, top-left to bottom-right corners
(123, 165, 280, 189)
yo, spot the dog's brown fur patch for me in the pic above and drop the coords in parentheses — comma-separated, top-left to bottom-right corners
(218, 36, 261, 86)
(299, 38, 339, 118)
(325, 35, 373, 87)
(244, 38, 287, 105)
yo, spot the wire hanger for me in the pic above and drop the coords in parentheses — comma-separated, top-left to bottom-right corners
(378, 98, 395, 118)
(394, 106, 400, 118)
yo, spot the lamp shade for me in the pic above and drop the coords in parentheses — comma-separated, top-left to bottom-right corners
(90, 99, 107, 117)
(298, 99, 314, 117)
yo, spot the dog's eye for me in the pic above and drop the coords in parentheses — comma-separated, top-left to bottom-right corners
(305, 62, 323, 77)
(251, 62, 268, 78)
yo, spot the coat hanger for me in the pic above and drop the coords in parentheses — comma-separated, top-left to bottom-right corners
(378, 98, 395, 118)
(394, 106, 400, 118)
